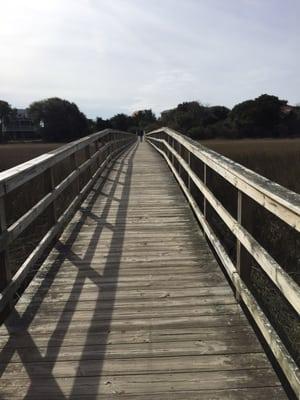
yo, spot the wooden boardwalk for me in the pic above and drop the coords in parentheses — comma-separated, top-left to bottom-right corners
(0, 142, 287, 399)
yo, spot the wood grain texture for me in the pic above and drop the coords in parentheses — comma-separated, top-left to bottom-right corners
(0, 142, 287, 399)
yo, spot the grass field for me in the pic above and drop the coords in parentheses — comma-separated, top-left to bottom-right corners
(200, 138, 300, 193)
(0, 142, 62, 172)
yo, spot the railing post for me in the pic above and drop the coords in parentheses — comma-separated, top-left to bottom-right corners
(42, 167, 59, 241)
(171, 138, 175, 166)
(109, 133, 113, 156)
(95, 140, 101, 168)
(112, 134, 115, 156)
(49, 167, 58, 224)
(188, 151, 191, 192)
(178, 143, 182, 176)
(0, 197, 12, 317)
(167, 135, 171, 160)
(70, 152, 80, 194)
(236, 190, 242, 301)
(85, 144, 92, 179)
(203, 164, 207, 219)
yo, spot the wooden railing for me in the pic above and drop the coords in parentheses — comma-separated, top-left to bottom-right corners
(0, 129, 136, 316)
(147, 127, 300, 397)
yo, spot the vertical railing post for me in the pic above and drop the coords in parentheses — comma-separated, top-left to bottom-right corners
(43, 166, 58, 229)
(171, 138, 175, 166)
(113, 133, 117, 153)
(104, 133, 112, 160)
(236, 190, 242, 301)
(70, 152, 80, 194)
(107, 133, 111, 159)
(203, 164, 207, 219)
(97, 138, 105, 169)
(85, 144, 92, 179)
(188, 151, 191, 192)
(178, 143, 182, 177)
(49, 167, 58, 224)
(0, 197, 11, 304)
(167, 135, 171, 161)
(95, 139, 101, 169)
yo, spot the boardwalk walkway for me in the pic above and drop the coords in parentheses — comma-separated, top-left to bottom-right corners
(0, 142, 287, 399)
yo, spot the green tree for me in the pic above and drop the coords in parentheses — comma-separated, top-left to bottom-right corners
(203, 106, 230, 125)
(109, 113, 132, 131)
(159, 101, 230, 138)
(0, 101, 13, 141)
(229, 94, 288, 137)
(132, 109, 156, 130)
(28, 97, 88, 142)
(284, 106, 300, 137)
(160, 101, 205, 132)
(95, 117, 111, 131)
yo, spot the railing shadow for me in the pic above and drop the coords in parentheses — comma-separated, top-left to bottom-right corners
(0, 142, 137, 399)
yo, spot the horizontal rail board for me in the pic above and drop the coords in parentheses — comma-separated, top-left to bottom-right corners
(0, 140, 130, 251)
(148, 127, 300, 232)
(0, 129, 133, 196)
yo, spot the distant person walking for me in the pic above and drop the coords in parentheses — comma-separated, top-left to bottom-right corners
(137, 129, 144, 142)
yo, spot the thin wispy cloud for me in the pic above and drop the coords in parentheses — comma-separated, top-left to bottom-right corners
(0, 0, 299, 117)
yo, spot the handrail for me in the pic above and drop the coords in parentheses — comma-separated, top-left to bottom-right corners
(0, 129, 133, 196)
(149, 127, 300, 230)
(0, 129, 136, 315)
(146, 127, 300, 397)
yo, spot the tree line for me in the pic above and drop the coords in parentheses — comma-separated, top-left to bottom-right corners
(159, 95, 300, 139)
(0, 94, 299, 142)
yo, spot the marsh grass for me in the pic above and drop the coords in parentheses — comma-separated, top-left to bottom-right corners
(0, 142, 61, 172)
(201, 138, 300, 193)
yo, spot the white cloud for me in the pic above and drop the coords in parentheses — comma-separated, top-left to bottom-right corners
(0, 0, 299, 117)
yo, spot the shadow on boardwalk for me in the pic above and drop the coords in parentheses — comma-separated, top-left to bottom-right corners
(0, 143, 137, 399)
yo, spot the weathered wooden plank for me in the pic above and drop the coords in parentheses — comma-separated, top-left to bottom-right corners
(0, 369, 283, 398)
(1, 387, 287, 400)
(0, 337, 262, 364)
(11, 305, 241, 328)
(19, 286, 234, 304)
(0, 353, 269, 379)
(28, 271, 227, 288)
(0, 325, 255, 348)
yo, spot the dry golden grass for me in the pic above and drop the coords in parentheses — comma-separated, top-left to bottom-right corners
(0, 142, 62, 172)
(200, 138, 300, 193)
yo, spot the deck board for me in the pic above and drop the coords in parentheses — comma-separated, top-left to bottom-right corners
(0, 142, 287, 399)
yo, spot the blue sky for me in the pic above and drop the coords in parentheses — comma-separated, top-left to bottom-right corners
(0, 0, 299, 118)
